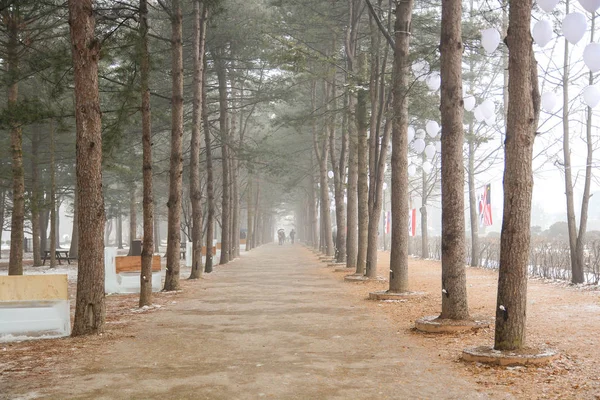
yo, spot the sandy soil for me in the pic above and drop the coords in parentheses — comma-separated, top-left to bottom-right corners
(1, 245, 600, 399)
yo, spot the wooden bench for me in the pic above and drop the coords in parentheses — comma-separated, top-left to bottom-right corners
(42, 250, 73, 265)
(0, 274, 70, 339)
(105, 247, 162, 294)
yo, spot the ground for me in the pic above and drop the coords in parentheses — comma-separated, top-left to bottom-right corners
(1, 244, 600, 399)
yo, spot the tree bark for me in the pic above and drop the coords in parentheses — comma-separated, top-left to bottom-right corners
(389, 0, 413, 292)
(203, 57, 215, 273)
(69, 0, 106, 336)
(31, 127, 42, 266)
(308, 161, 318, 249)
(189, 0, 207, 280)
(163, 0, 184, 291)
(576, 15, 595, 284)
(50, 120, 57, 268)
(216, 51, 231, 265)
(69, 184, 79, 259)
(7, 8, 24, 276)
(128, 185, 137, 253)
(116, 206, 123, 249)
(420, 165, 429, 259)
(246, 175, 253, 251)
(561, 0, 580, 283)
(467, 123, 480, 267)
(494, 0, 540, 350)
(139, 0, 154, 306)
(355, 53, 369, 274)
(440, 0, 469, 320)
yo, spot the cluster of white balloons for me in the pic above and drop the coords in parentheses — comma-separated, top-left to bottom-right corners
(412, 59, 441, 92)
(463, 92, 496, 126)
(407, 123, 440, 176)
(533, 0, 600, 65)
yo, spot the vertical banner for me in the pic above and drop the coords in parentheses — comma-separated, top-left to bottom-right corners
(408, 208, 417, 237)
(478, 183, 493, 227)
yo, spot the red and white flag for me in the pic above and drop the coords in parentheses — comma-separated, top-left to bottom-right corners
(478, 184, 493, 227)
(408, 208, 417, 237)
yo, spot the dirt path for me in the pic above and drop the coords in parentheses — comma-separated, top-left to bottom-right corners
(2, 244, 507, 399)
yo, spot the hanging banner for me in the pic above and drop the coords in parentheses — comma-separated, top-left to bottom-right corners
(408, 208, 417, 237)
(479, 183, 493, 227)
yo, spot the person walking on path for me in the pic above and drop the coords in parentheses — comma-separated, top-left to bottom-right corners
(290, 229, 296, 244)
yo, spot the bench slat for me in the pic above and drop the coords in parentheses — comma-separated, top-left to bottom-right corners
(115, 255, 161, 274)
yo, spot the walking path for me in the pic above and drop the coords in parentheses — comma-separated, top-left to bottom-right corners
(5, 244, 503, 399)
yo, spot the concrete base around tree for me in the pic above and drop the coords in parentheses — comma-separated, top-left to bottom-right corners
(368, 290, 426, 301)
(415, 315, 490, 333)
(343, 274, 386, 282)
(334, 267, 355, 272)
(326, 262, 346, 267)
(462, 346, 558, 366)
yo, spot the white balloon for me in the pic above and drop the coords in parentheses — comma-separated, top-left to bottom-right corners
(435, 141, 442, 153)
(578, 0, 600, 13)
(425, 121, 440, 138)
(424, 144, 436, 160)
(416, 129, 426, 140)
(481, 28, 501, 54)
(407, 126, 415, 142)
(583, 85, 600, 108)
(562, 13, 587, 45)
(422, 161, 433, 174)
(584, 43, 600, 72)
(541, 92, 558, 112)
(485, 117, 495, 126)
(463, 96, 476, 112)
(538, 0, 560, 12)
(481, 99, 495, 120)
(412, 138, 426, 154)
(382, 182, 388, 191)
(408, 164, 417, 177)
(532, 19, 553, 48)
(412, 60, 429, 79)
(328, 170, 334, 179)
(426, 73, 441, 91)
(474, 106, 485, 122)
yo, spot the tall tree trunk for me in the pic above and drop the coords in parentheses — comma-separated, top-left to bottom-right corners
(7, 9, 24, 276)
(312, 82, 334, 257)
(246, 175, 253, 251)
(561, 0, 580, 283)
(129, 185, 137, 252)
(308, 163, 318, 249)
(69, 185, 78, 258)
(494, 0, 540, 350)
(139, 0, 154, 306)
(346, 94, 358, 267)
(189, 0, 207, 280)
(331, 90, 347, 263)
(575, 15, 595, 284)
(31, 127, 42, 266)
(440, 0, 468, 320)
(116, 207, 123, 249)
(355, 53, 369, 274)
(344, 0, 359, 270)
(366, 118, 391, 279)
(69, 0, 106, 336)
(163, 0, 184, 291)
(203, 57, 215, 273)
(40, 207, 49, 252)
(420, 165, 429, 259)
(389, 0, 413, 292)
(467, 124, 480, 267)
(154, 217, 160, 253)
(216, 52, 231, 265)
(50, 120, 57, 268)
